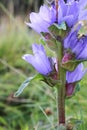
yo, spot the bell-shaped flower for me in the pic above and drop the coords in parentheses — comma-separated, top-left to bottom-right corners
(22, 43, 56, 76)
(64, 25, 87, 60)
(66, 63, 87, 97)
(58, 0, 87, 27)
(26, 5, 56, 33)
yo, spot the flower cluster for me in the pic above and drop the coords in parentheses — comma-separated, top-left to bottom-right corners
(58, 0, 87, 27)
(23, 0, 87, 97)
(26, 0, 87, 32)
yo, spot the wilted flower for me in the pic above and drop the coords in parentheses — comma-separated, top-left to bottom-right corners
(22, 44, 56, 76)
(58, 0, 87, 27)
(26, 5, 56, 33)
(64, 25, 87, 60)
(66, 63, 87, 97)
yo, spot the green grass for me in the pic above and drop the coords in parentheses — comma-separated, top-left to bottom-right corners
(0, 17, 87, 130)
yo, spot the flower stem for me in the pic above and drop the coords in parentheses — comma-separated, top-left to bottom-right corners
(56, 40, 66, 125)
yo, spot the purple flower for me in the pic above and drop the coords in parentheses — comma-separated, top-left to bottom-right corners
(58, 0, 87, 27)
(64, 25, 87, 60)
(66, 63, 87, 97)
(26, 5, 56, 33)
(66, 63, 87, 83)
(22, 44, 55, 75)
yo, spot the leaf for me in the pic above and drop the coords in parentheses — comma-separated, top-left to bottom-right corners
(74, 83, 80, 94)
(61, 59, 87, 71)
(39, 37, 46, 45)
(48, 22, 67, 39)
(14, 74, 44, 97)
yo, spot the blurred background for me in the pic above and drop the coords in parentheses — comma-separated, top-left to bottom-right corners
(0, 0, 87, 130)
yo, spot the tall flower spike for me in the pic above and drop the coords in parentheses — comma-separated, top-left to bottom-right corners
(26, 5, 56, 33)
(22, 44, 55, 75)
(64, 25, 87, 60)
(58, 0, 87, 27)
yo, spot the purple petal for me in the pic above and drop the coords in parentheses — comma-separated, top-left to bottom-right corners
(79, 10, 87, 21)
(26, 5, 56, 33)
(66, 63, 87, 83)
(22, 44, 53, 75)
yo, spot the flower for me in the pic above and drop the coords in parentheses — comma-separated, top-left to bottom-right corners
(22, 44, 55, 75)
(66, 63, 87, 97)
(64, 25, 87, 60)
(58, 0, 87, 27)
(26, 5, 56, 33)
(66, 63, 87, 83)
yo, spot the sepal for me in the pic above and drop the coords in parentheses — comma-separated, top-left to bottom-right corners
(48, 22, 67, 39)
(41, 32, 57, 51)
(61, 59, 87, 71)
(43, 76, 61, 87)
(65, 83, 80, 99)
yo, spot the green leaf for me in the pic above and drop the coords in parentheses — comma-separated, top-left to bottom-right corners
(61, 59, 87, 71)
(48, 23, 67, 39)
(74, 83, 80, 94)
(39, 37, 46, 45)
(14, 74, 44, 97)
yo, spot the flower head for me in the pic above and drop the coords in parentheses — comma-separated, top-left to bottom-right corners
(58, 0, 87, 27)
(64, 25, 87, 60)
(26, 5, 56, 33)
(22, 44, 55, 75)
(66, 63, 87, 97)
(66, 63, 87, 83)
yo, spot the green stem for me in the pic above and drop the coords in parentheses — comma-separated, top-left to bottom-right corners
(56, 41, 66, 125)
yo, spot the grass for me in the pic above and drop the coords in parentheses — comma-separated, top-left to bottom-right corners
(0, 15, 87, 130)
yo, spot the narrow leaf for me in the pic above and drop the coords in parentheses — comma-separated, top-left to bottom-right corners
(14, 74, 44, 97)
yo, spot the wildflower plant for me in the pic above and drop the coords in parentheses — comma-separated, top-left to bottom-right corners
(15, 0, 87, 129)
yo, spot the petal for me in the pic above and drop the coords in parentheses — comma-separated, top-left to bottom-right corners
(77, 44, 87, 59)
(39, 5, 56, 23)
(32, 44, 44, 54)
(79, 10, 87, 21)
(22, 44, 53, 75)
(66, 63, 87, 83)
(22, 54, 35, 66)
(79, 0, 87, 9)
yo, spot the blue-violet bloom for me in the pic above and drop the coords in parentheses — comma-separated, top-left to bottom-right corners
(26, 5, 56, 33)
(22, 43, 55, 75)
(64, 25, 87, 60)
(58, 0, 87, 27)
(66, 63, 87, 97)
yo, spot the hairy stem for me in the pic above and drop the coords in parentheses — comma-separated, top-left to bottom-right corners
(56, 40, 66, 125)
